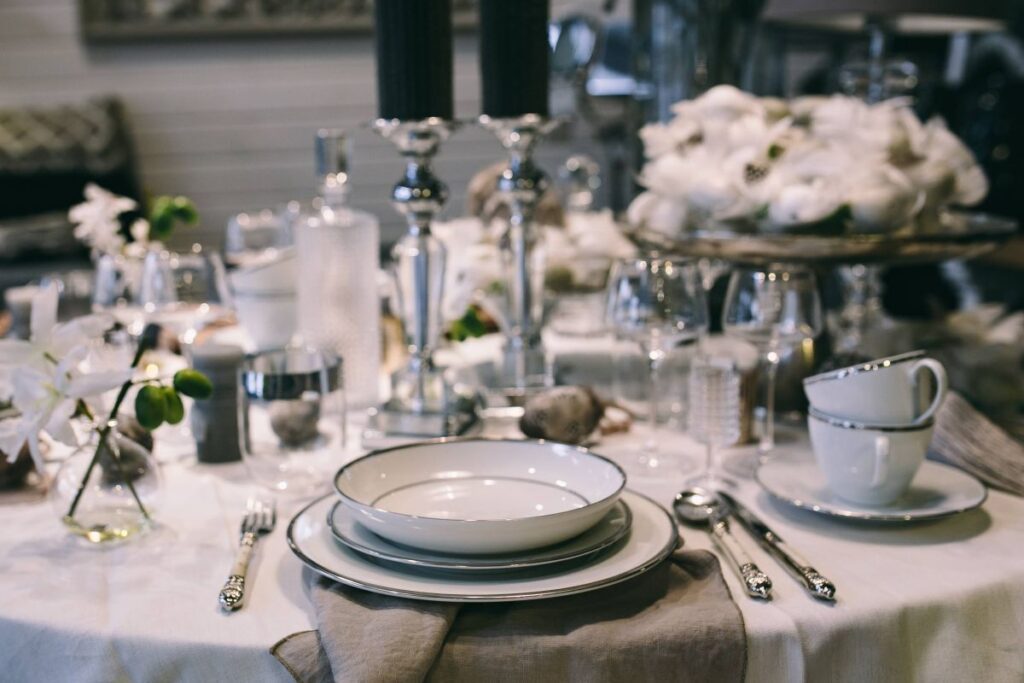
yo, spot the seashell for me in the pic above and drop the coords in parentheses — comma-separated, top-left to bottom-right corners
(519, 386, 605, 445)
(270, 399, 321, 447)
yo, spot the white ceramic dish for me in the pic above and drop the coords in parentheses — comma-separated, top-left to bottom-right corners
(333, 439, 627, 554)
(808, 409, 934, 506)
(803, 350, 947, 425)
(328, 499, 633, 573)
(288, 489, 677, 602)
(756, 450, 986, 523)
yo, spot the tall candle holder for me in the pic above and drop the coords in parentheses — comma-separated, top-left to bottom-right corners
(479, 114, 560, 398)
(368, 117, 475, 438)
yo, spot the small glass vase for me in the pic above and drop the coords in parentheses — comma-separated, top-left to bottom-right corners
(49, 425, 163, 544)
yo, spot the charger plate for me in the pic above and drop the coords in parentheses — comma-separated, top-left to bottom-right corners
(287, 489, 677, 602)
(757, 450, 987, 523)
(328, 499, 633, 573)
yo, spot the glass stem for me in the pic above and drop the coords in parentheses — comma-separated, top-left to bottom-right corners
(705, 442, 716, 489)
(647, 349, 662, 449)
(760, 346, 781, 454)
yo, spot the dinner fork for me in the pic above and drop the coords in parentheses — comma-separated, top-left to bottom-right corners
(219, 497, 277, 612)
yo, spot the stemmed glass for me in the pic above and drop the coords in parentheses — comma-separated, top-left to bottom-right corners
(606, 255, 708, 469)
(723, 265, 822, 455)
(686, 356, 741, 489)
(139, 244, 232, 345)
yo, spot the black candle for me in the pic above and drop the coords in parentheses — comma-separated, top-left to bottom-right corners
(374, 0, 454, 121)
(479, 0, 550, 118)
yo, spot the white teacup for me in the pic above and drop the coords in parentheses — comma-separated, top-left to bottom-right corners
(803, 350, 947, 426)
(807, 409, 934, 506)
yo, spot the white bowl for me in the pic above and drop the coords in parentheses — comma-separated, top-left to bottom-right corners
(334, 439, 627, 554)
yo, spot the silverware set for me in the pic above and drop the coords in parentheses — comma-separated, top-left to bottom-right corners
(219, 497, 277, 612)
(674, 487, 836, 603)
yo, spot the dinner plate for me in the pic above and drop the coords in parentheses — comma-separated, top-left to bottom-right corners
(287, 489, 678, 602)
(756, 450, 987, 523)
(334, 438, 627, 554)
(328, 499, 633, 573)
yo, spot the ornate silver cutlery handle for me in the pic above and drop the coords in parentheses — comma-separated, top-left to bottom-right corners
(219, 530, 257, 611)
(718, 491, 836, 602)
(710, 515, 773, 600)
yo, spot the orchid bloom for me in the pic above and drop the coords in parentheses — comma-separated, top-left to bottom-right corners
(68, 183, 137, 256)
(0, 284, 130, 470)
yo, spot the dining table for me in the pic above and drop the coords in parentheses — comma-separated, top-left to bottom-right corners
(1, 409, 1023, 683)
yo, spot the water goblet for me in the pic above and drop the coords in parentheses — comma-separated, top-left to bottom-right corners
(606, 255, 708, 470)
(722, 265, 822, 456)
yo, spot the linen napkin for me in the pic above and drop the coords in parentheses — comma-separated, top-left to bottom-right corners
(931, 391, 1024, 497)
(273, 549, 747, 683)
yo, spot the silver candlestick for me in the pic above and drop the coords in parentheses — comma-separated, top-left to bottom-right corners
(479, 114, 560, 397)
(368, 118, 475, 438)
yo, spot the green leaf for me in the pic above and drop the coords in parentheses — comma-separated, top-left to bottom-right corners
(149, 211, 175, 241)
(171, 196, 199, 225)
(162, 387, 185, 425)
(173, 369, 213, 399)
(135, 385, 166, 430)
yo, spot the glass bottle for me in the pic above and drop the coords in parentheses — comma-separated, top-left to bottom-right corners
(294, 130, 381, 408)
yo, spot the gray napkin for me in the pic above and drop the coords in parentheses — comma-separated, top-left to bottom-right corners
(273, 550, 747, 683)
(931, 391, 1024, 497)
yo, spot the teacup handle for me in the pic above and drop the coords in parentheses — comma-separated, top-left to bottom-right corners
(910, 358, 948, 424)
(871, 436, 890, 488)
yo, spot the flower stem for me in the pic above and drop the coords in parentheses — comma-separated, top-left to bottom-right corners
(66, 343, 151, 521)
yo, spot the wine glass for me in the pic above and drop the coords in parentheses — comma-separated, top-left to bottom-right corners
(139, 244, 232, 345)
(606, 255, 708, 470)
(722, 265, 822, 456)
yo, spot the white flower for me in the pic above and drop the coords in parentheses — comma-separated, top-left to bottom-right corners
(675, 85, 764, 123)
(565, 210, 637, 260)
(68, 184, 137, 256)
(639, 119, 700, 158)
(627, 192, 689, 235)
(767, 180, 844, 227)
(637, 153, 691, 196)
(919, 118, 988, 206)
(845, 165, 922, 231)
(0, 284, 128, 470)
(0, 284, 114, 371)
(634, 91, 987, 230)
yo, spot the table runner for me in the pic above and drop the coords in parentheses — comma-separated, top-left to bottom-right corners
(272, 549, 746, 683)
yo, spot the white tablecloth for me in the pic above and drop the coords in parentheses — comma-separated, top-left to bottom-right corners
(2, 420, 1023, 683)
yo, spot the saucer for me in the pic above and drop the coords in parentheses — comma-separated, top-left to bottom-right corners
(756, 450, 987, 523)
(329, 499, 633, 573)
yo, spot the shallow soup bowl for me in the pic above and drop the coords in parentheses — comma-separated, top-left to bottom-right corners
(333, 438, 627, 555)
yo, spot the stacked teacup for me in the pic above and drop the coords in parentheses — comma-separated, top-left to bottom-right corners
(802, 351, 948, 506)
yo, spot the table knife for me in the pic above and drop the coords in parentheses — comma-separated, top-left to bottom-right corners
(717, 491, 837, 602)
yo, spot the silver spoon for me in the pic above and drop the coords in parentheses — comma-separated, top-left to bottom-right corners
(674, 487, 773, 600)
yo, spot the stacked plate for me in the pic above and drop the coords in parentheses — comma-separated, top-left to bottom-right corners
(287, 439, 679, 602)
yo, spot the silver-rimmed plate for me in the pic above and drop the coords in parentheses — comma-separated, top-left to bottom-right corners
(287, 489, 677, 602)
(756, 450, 987, 523)
(328, 499, 633, 573)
